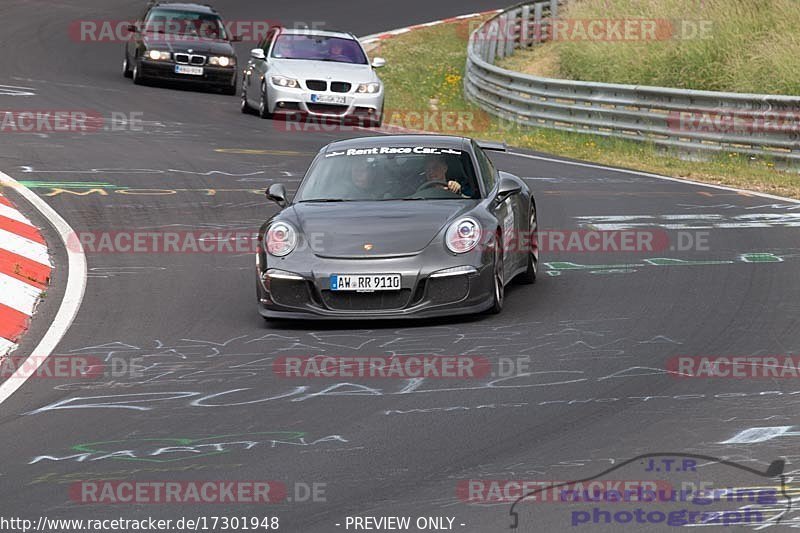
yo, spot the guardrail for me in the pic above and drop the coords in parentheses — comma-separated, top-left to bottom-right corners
(465, 1, 800, 164)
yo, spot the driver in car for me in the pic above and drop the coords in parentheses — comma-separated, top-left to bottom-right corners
(328, 40, 352, 62)
(423, 156, 467, 195)
(198, 19, 220, 39)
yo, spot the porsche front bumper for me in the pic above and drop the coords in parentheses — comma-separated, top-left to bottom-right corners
(256, 252, 495, 320)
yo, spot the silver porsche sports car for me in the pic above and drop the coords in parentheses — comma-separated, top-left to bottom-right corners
(256, 135, 538, 320)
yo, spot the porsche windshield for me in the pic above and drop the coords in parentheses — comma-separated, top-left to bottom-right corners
(295, 148, 481, 202)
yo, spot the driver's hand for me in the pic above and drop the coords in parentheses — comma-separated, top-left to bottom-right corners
(446, 180, 462, 194)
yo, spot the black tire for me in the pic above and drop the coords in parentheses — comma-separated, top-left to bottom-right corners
(258, 81, 272, 119)
(122, 54, 132, 78)
(222, 78, 237, 96)
(488, 232, 505, 314)
(368, 104, 384, 128)
(241, 88, 252, 114)
(517, 205, 539, 285)
(132, 58, 145, 85)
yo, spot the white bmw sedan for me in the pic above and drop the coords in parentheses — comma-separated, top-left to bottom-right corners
(241, 28, 385, 126)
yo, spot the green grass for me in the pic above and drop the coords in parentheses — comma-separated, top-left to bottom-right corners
(500, 0, 800, 94)
(371, 17, 800, 199)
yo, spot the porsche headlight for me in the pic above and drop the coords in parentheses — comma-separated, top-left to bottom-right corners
(445, 217, 481, 254)
(209, 55, 235, 67)
(147, 50, 171, 61)
(266, 222, 298, 257)
(272, 76, 300, 88)
(356, 82, 381, 94)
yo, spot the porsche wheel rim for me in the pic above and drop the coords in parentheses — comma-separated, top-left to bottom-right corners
(529, 209, 539, 274)
(494, 241, 504, 306)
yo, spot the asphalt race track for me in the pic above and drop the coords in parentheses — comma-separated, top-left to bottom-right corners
(1, 1, 799, 532)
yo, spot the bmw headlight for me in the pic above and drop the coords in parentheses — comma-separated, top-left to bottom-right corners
(356, 82, 381, 94)
(272, 76, 300, 88)
(147, 50, 171, 61)
(445, 217, 481, 254)
(266, 222, 298, 257)
(209, 56, 235, 67)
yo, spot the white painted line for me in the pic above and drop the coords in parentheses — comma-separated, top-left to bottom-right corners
(0, 227, 50, 265)
(0, 272, 42, 315)
(0, 85, 36, 97)
(0, 171, 86, 406)
(507, 151, 800, 205)
(359, 9, 500, 44)
(0, 202, 34, 225)
(0, 338, 17, 358)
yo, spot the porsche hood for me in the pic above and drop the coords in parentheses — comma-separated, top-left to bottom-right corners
(287, 200, 477, 257)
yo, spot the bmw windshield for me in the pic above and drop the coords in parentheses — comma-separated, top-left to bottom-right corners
(143, 9, 228, 40)
(271, 34, 368, 64)
(295, 147, 481, 202)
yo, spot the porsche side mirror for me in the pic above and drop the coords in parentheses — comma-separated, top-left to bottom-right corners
(266, 183, 288, 208)
(494, 176, 521, 205)
(127, 24, 138, 33)
(250, 48, 266, 60)
(372, 57, 386, 68)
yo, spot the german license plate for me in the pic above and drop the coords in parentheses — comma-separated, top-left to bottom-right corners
(330, 274, 401, 292)
(175, 65, 204, 76)
(310, 94, 347, 104)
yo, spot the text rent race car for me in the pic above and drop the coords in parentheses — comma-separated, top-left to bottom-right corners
(256, 135, 538, 320)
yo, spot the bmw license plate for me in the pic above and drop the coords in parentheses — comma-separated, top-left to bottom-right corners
(310, 94, 347, 105)
(330, 274, 401, 292)
(175, 65, 204, 76)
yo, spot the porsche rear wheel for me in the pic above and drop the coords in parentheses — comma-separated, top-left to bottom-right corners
(517, 205, 539, 284)
(488, 234, 504, 314)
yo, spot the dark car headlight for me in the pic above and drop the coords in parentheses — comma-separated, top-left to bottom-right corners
(146, 50, 171, 61)
(266, 222, 298, 257)
(209, 56, 235, 67)
(445, 217, 481, 254)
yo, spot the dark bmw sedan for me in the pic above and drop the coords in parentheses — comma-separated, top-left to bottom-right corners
(123, 2, 240, 94)
(255, 135, 539, 320)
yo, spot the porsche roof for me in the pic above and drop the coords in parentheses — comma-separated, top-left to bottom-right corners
(324, 135, 471, 153)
